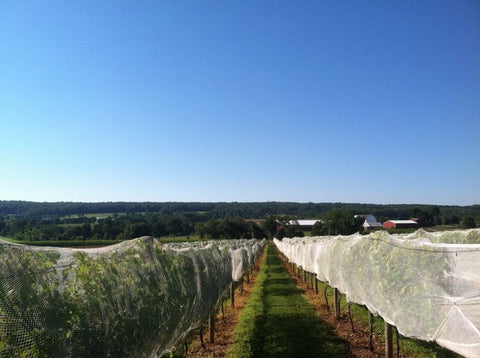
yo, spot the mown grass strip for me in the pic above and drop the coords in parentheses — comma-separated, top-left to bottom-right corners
(228, 243, 350, 358)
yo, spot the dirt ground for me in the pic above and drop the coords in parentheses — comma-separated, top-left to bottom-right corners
(186, 247, 388, 358)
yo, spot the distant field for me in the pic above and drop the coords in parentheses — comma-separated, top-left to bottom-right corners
(0, 237, 123, 248)
(385, 224, 462, 234)
(62, 212, 124, 219)
(426, 224, 463, 231)
(157, 235, 202, 243)
(0, 236, 14, 243)
(0, 235, 201, 248)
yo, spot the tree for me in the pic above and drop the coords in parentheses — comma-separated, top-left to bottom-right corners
(284, 226, 304, 238)
(417, 206, 441, 227)
(123, 223, 152, 240)
(222, 218, 249, 240)
(165, 216, 193, 236)
(312, 221, 328, 236)
(247, 221, 265, 239)
(447, 215, 461, 225)
(195, 218, 263, 240)
(462, 216, 477, 229)
(202, 219, 223, 240)
(323, 209, 363, 235)
(262, 216, 278, 239)
(151, 219, 167, 238)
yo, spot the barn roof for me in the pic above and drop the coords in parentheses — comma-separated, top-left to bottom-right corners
(386, 220, 418, 224)
(286, 219, 322, 226)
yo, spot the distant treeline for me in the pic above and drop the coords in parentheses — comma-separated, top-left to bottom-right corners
(0, 201, 478, 242)
(1, 200, 479, 220)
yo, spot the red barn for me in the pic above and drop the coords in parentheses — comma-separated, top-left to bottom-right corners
(383, 220, 418, 229)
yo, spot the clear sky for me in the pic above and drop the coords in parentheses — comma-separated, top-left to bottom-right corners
(1, 1, 479, 205)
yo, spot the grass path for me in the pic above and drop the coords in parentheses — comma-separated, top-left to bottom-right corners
(227, 243, 351, 358)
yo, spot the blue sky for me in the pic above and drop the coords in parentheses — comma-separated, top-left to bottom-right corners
(1, 1, 479, 205)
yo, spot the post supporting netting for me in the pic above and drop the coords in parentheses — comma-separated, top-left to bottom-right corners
(274, 229, 480, 358)
(334, 287, 341, 320)
(385, 322, 393, 358)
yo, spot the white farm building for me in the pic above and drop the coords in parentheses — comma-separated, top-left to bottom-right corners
(354, 214, 383, 230)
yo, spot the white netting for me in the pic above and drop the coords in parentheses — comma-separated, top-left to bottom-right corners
(0, 237, 265, 357)
(274, 229, 480, 358)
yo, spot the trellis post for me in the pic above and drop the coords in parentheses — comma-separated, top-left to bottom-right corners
(334, 288, 340, 320)
(209, 315, 215, 343)
(385, 322, 393, 358)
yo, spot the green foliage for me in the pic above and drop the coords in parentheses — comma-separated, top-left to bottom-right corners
(312, 221, 327, 236)
(1, 201, 479, 243)
(283, 225, 304, 238)
(2, 200, 479, 223)
(462, 215, 477, 228)
(196, 218, 264, 240)
(414, 205, 441, 227)
(261, 216, 278, 239)
(0, 238, 264, 356)
(321, 209, 363, 235)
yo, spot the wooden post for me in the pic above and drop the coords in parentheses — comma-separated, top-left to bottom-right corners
(230, 282, 235, 308)
(324, 286, 330, 311)
(314, 274, 318, 294)
(199, 324, 205, 348)
(395, 326, 400, 358)
(209, 314, 215, 343)
(385, 322, 393, 358)
(348, 303, 355, 332)
(334, 288, 340, 320)
(368, 312, 374, 351)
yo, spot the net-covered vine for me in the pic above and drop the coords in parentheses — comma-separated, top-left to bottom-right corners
(274, 229, 480, 358)
(0, 237, 265, 357)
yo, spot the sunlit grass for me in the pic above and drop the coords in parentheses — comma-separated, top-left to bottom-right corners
(228, 243, 350, 358)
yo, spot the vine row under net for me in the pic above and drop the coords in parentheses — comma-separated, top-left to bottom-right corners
(274, 229, 480, 358)
(0, 237, 266, 357)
